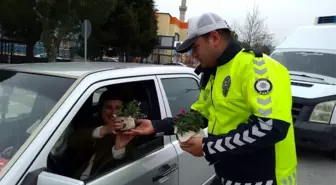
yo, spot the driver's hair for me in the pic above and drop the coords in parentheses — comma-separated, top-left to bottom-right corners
(98, 89, 124, 110)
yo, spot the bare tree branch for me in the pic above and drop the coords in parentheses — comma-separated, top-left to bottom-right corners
(237, 3, 274, 49)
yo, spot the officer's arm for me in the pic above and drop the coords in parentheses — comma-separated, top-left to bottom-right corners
(202, 63, 292, 164)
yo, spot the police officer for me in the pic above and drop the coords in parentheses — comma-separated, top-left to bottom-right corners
(124, 12, 297, 185)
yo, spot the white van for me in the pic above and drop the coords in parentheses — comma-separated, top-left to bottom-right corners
(270, 16, 336, 159)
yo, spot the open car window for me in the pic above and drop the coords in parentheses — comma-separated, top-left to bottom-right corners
(47, 79, 164, 181)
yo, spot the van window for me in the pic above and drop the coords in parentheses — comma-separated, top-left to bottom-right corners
(47, 80, 163, 181)
(271, 51, 336, 78)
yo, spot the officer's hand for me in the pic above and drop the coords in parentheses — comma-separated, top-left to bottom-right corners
(122, 119, 154, 136)
(179, 137, 204, 157)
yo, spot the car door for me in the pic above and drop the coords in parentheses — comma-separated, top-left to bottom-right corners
(17, 75, 179, 185)
(156, 74, 216, 185)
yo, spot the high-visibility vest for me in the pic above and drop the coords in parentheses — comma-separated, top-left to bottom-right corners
(198, 49, 297, 184)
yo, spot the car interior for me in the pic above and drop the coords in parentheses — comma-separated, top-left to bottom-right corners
(47, 80, 164, 180)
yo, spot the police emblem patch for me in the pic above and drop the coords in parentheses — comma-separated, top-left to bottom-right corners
(254, 78, 272, 95)
(222, 76, 231, 97)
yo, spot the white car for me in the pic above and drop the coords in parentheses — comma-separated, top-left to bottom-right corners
(0, 62, 216, 185)
(270, 16, 336, 159)
(163, 62, 187, 67)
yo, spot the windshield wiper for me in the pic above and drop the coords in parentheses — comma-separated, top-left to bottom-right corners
(290, 73, 324, 81)
(289, 73, 335, 85)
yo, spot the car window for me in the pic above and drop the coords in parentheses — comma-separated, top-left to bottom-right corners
(48, 79, 164, 181)
(161, 77, 200, 116)
(0, 70, 75, 179)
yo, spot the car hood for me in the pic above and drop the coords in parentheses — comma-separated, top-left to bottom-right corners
(291, 80, 336, 99)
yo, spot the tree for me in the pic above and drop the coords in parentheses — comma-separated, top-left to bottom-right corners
(0, 0, 42, 62)
(236, 4, 274, 50)
(83, 0, 158, 62)
(231, 30, 238, 40)
(72, 0, 119, 60)
(33, 2, 76, 62)
(33, 0, 117, 62)
(132, 0, 159, 62)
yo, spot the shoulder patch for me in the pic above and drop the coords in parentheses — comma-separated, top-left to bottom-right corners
(222, 76, 231, 97)
(254, 78, 272, 95)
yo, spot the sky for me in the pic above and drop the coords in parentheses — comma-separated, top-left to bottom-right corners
(155, 0, 336, 45)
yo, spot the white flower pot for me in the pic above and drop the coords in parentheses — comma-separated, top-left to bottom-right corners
(119, 117, 135, 131)
(175, 127, 206, 142)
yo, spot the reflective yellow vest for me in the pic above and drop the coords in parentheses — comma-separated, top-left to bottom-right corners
(194, 49, 297, 185)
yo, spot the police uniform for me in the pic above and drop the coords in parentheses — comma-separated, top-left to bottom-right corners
(151, 12, 297, 185)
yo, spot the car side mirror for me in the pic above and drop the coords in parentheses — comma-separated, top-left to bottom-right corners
(21, 167, 84, 185)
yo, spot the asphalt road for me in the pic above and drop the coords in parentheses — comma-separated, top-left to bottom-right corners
(297, 149, 336, 185)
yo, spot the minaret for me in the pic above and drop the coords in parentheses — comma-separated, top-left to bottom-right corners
(179, 0, 187, 22)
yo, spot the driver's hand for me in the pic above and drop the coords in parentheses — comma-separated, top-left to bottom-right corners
(101, 119, 125, 136)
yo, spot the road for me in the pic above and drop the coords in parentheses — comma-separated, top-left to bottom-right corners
(297, 149, 336, 185)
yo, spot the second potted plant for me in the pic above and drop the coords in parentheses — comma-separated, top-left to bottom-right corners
(173, 109, 206, 142)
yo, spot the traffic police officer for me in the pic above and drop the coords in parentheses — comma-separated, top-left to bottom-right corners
(124, 12, 297, 185)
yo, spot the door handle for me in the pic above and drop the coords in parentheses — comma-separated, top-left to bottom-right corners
(152, 163, 178, 183)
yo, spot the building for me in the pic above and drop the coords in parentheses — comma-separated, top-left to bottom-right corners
(150, 12, 188, 63)
(149, 0, 198, 66)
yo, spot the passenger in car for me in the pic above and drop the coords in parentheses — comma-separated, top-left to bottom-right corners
(67, 89, 135, 180)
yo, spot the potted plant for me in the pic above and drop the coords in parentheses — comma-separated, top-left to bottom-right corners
(117, 100, 147, 131)
(173, 109, 206, 142)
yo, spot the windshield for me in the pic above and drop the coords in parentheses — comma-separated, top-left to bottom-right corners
(0, 71, 74, 178)
(271, 51, 336, 78)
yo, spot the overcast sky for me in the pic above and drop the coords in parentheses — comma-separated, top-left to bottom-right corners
(155, 0, 336, 45)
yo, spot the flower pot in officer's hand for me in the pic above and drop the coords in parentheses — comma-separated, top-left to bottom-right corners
(175, 127, 206, 142)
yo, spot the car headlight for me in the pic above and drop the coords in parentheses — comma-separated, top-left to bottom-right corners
(309, 100, 336, 124)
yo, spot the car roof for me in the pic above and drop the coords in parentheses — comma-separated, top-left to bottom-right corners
(0, 62, 196, 79)
(275, 25, 336, 51)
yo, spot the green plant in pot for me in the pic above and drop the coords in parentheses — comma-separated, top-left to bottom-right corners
(117, 100, 147, 131)
(173, 109, 206, 142)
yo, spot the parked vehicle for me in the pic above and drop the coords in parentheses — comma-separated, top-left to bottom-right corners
(0, 62, 216, 185)
(270, 16, 336, 159)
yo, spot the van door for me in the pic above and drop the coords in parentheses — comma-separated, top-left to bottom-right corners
(156, 74, 216, 185)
